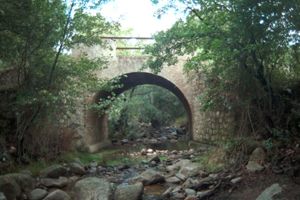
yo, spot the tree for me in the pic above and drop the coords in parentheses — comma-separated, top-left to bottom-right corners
(108, 85, 187, 139)
(0, 0, 118, 160)
(146, 0, 300, 137)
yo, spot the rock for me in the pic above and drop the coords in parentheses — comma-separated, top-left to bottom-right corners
(246, 161, 264, 172)
(132, 169, 165, 185)
(140, 149, 147, 155)
(114, 182, 143, 200)
(69, 162, 85, 175)
(184, 196, 197, 200)
(197, 189, 214, 199)
(0, 193, 6, 200)
(118, 164, 130, 171)
(0, 175, 21, 200)
(182, 178, 200, 189)
(170, 139, 177, 143)
(166, 176, 181, 184)
(43, 189, 71, 200)
(73, 177, 113, 200)
(29, 188, 48, 200)
(172, 192, 186, 199)
(88, 167, 97, 174)
(40, 177, 68, 188)
(231, 177, 243, 184)
(184, 188, 196, 196)
(256, 183, 282, 200)
(175, 173, 187, 181)
(68, 176, 80, 184)
(89, 161, 98, 168)
(162, 186, 174, 198)
(178, 163, 202, 178)
(166, 159, 191, 172)
(19, 170, 32, 176)
(147, 149, 154, 153)
(40, 164, 67, 178)
(149, 139, 158, 144)
(0, 173, 34, 199)
(149, 156, 160, 164)
(249, 147, 266, 163)
(246, 147, 266, 172)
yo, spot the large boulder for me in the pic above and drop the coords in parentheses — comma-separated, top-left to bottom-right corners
(69, 162, 85, 176)
(166, 159, 191, 172)
(132, 169, 165, 185)
(73, 177, 113, 200)
(0, 176, 20, 200)
(43, 189, 71, 200)
(0, 173, 34, 200)
(256, 183, 282, 200)
(40, 177, 68, 188)
(0, 192, 6, 200)
(178, 163, 203, 179)
(28, 188, 48, 200)
(40, 164, 68, 178)
(246, 147, 266, 172)
(246, 161, 264, 172)
(114, 182, 143, 200)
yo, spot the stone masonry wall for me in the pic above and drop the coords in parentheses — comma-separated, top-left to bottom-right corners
(72, 44, 236, 151)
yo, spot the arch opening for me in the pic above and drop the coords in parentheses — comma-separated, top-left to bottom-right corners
(85, 72, 193, 152)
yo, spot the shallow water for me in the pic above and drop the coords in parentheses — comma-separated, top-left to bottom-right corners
(143, 184, 167, 200)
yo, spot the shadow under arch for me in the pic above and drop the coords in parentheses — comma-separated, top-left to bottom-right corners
(85, 72, 193, 152)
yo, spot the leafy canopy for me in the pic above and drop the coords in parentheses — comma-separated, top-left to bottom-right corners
(146, 0, 300, 136)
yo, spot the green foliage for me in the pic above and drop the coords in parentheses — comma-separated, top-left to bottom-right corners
(146, 0, 300, 138)
(108, 85, 187, 138)
(0, 0, 119, 159)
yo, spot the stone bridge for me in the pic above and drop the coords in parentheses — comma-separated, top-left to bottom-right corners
(72, 46, 234, 152)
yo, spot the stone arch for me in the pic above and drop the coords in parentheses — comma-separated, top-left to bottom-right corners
(84, 72, 193, 152)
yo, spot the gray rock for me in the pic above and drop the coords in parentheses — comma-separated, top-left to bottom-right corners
(40, 165, 67, 178)
(132, 169, 165, 185)
(175, 173, 187, 181)
(40, 177, 68, 188)
(184, 188, 196, 196)
(29, 188, 48, 200)
(172, 192, 186, 199)
(246, 147, 266, 172)
(0, 192, 6, 200)
(231, 177, 243, 184)
(19, 170, 33, 176)
(69, 162, 85, 175)
(147, 149, 154, 153)
(43, 189, 71, 200)
(250, 147, 266, 163)
(114, 182, 143, 200)
(162, 186, 174, 198)
(166, 176, 181, 184)
(0, 175, 21, 200)
(178, 163, 202, 178)
(166, 159, 191, 172)
(172, 186, 183, 193)
(182, 178, 200, 189)
(256, 183, 282, 200)
(197, 189, 214, 199)
(73, 177, 113, 200)
(0, 173, 34, 199)
(246, 161, 264, 172)
(184, 196, 197, 200)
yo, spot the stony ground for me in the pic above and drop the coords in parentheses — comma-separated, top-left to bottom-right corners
(0, 127, 300, 200)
